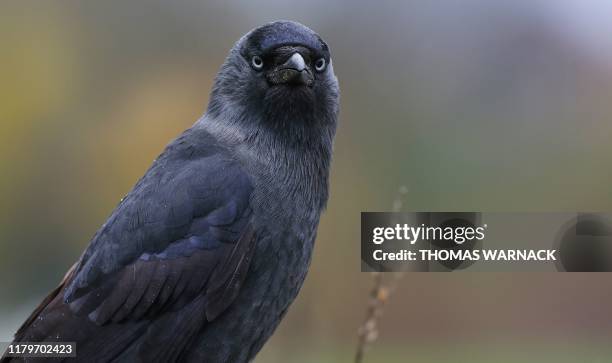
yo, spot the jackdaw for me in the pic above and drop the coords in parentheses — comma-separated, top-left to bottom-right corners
(3, 20, 339, 363)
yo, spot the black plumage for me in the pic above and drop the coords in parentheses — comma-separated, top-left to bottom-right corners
(2, 20, 338, 363)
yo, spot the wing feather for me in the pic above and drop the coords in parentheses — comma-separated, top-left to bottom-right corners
(6, 129, 259, 363)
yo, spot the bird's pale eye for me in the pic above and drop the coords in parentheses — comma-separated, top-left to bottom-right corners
(314, 58, 326, 72)
(251, 55, 264, 70)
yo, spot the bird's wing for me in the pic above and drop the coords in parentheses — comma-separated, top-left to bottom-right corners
(14, 133, 257, 346)
(67, 147, 255, 324)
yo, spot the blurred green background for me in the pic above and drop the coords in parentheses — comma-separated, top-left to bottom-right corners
(2, 1, 612, 362)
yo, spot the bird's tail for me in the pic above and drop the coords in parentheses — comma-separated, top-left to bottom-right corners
(0, 264, 147, 363)
(1, 263, 210, 363)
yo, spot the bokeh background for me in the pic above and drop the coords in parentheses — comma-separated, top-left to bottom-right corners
(3, 1, 612, 362)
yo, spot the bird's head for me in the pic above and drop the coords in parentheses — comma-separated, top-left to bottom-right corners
(207, 21, 339, 133)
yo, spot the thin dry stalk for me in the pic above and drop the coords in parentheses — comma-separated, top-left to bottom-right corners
(355, 186, 407, 363)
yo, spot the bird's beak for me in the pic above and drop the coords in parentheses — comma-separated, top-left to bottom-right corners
(267, 53, 314, 87)
(285, 53, 307, 72)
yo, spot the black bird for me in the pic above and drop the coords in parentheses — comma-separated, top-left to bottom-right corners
(3, 20, 339, 362)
